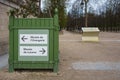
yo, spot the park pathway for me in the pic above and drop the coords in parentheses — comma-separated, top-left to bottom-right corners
(0, 31, 120, 80)
(59, 30, 120, 80)
(0, 54, 8, 69)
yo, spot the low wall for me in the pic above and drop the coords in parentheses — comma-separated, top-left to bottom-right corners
(0, 1, 18, 55)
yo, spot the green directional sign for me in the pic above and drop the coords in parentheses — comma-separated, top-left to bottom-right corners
(18, 29, 49, 61)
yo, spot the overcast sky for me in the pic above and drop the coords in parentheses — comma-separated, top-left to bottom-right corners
(41, 0, 108, 13)
(66, 0, 107, 12)
(89, 0, 107, 10)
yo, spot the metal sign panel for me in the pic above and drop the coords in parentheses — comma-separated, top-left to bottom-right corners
(20, 46, 48, 56)
(20, 34, 48, 44)
(18, 29, 49, 61)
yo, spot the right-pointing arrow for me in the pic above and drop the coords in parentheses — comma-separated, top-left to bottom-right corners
(42, 48, 46, 54)
(39, 48, 46, 54)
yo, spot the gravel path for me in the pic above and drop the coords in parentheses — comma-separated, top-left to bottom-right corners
(0, 31, 120, 80)
(0, 54, 8, 69)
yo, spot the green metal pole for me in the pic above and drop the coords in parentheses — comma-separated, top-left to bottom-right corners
(9, 10, 15, 72)
(53, 8, 59, 72)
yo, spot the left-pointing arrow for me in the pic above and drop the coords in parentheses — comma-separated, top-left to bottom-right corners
(21, 36, 28, 42)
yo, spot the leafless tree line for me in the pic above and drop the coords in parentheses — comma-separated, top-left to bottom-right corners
(66, 0, 120, 32)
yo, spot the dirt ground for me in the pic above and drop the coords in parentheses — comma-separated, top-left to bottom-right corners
(0, 31, 120, 80)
